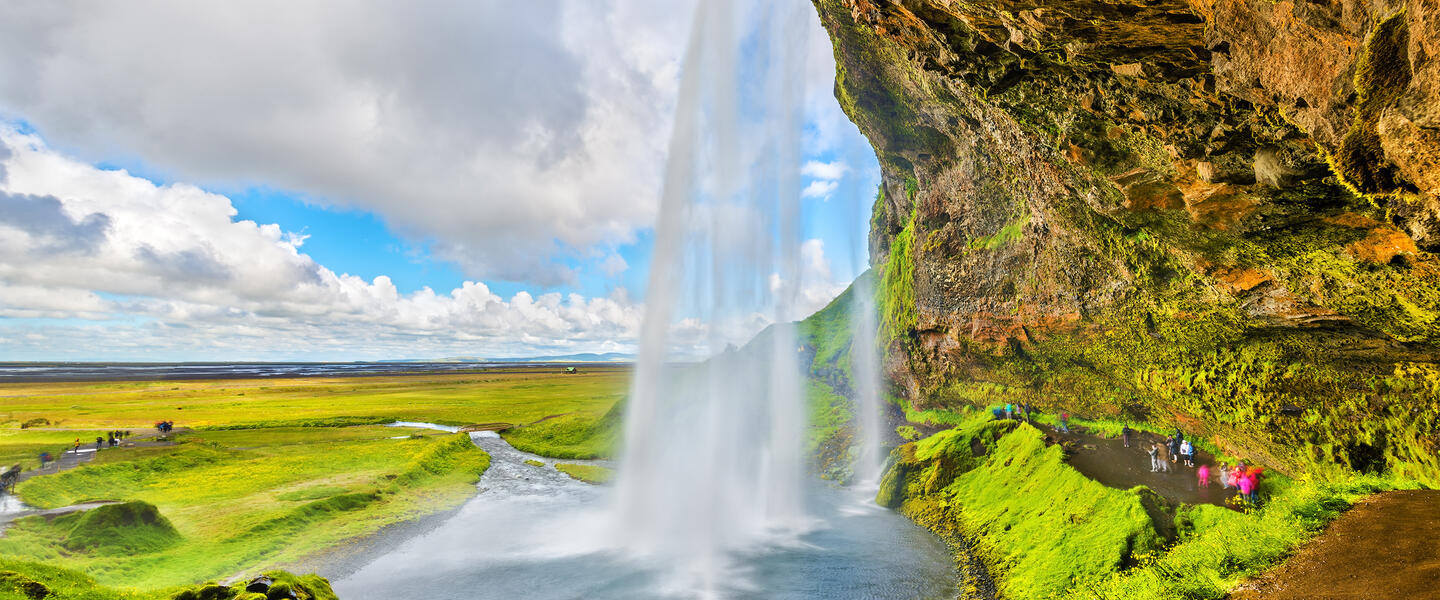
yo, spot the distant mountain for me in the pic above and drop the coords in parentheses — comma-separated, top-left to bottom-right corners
(380, 353, 633, 364)
(488, 352, 634, 363)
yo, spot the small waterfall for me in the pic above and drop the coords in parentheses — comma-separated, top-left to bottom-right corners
(612, 0, 814, 593)
(849, 274, 886, 485)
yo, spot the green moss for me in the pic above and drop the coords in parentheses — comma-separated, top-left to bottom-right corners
(523, 459, 544, 467)
(878, 214, 918, 345)
(1333, 10, 1412, 195)
(896, 425, 922, 441)
(170, 571, 337, 600)
(882, 422, 1164, 599)
(60, 501, 182, 555)
(968, 210, 1032, 250)
(554, 463, 613, 484)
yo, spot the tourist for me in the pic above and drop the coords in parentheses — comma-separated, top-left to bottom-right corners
(94, 436, 103, 451)
(73, 438, 80, 454)
(1005, 404, 1014, 420)
(1147, 444, 1159, 472)
(1168, 436, 1181, 465)
(1197, 464, 1210, 486)
(1219, 464, 1231, 489)
(1180, 439, 1194, 467)
(1059, 412, 1071, 433)
(992, 406, 1005, 420)
(1121, 424, 1133, 448)
(1157, 442, 1171, 472)
(38, 452, 50, 469)
(1237, 472, 1255, 503)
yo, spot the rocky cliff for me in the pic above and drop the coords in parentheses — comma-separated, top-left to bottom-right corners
(812, 0, 1440, 485)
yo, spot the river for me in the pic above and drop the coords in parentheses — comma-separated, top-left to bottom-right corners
(333, 430, 957, 600)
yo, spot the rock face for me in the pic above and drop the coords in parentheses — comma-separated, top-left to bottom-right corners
(813, 0, 1440, 485)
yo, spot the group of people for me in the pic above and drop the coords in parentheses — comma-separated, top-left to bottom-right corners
(1217, 462, 1265, 503)
(1145, 430, 1196, 471)
(155, 420, 175, 433)
(993, 402, 1037, 423)
(1137, 426, 1264, 503)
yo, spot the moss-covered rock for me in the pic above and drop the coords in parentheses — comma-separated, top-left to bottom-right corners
(170, 572, 336, 600)
(812, 0, 1440, 488)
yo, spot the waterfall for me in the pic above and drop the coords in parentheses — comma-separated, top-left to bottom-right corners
(850, 274, 886, 485)
(612, 0, 814, 593)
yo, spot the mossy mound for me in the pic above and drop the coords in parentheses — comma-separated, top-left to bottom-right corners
(170, 571, 337, 600)
(880, 419, 1167, 598)
(60, 501, 181, 555)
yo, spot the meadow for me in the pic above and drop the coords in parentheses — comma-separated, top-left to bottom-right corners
(0, 368, 628, 594)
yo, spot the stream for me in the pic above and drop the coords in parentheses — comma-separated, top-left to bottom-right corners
(334, 428, 956, 599)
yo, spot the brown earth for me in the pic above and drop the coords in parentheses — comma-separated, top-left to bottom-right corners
(1228, 489, 1440, 600)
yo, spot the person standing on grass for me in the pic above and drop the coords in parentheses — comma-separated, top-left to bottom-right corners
(73, 439, 81, 454)
(1147, 444, 1160, 472)
(1005, 404, 1014, 420)
(1197, 464, 1210, 486)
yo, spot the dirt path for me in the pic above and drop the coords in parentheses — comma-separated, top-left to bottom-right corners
(1228, 489, 1440, 600)
(14, 428, 179, 485)
(1045, 424, 1234, 508)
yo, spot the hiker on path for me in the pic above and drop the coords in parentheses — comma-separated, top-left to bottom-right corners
(1197, 464, 1210, 486)
(1147, 444, 1160, 472)
(38, 452, 51, 470)
(1121, 424, 1133, 448)
(1237, 472, 1255, 503)
(992, 406, 1005, 420)
(1219, 464, 1231, 489)
(1059, 412, 1071, 433)
(1180, 440, 1195, 467)
(1005, 404, 1014, 420)
(94, 436, 104, 451)
(1168, 436, 1181, 465)
(1157, 442, 1171, 472)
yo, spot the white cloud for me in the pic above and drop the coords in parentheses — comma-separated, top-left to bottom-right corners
(801, 179, 838, 199)
(0, 0, 700, 286)
(0, 127, 646, 360)
(801, 160, 848, 180)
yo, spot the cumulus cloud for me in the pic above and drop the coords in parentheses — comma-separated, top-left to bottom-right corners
(0, 0, 700, 285)
(801, 160, 848, 180)
(0, 127, 645, 360)
(800, 179, 839, 199)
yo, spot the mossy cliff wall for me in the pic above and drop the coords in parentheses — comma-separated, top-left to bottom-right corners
(811, 0, 1440, 486)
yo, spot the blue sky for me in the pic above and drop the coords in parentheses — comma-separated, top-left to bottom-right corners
(0, 0, 879, 361)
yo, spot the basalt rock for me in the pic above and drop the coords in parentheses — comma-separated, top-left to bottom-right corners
(813, 0, 1440, 485)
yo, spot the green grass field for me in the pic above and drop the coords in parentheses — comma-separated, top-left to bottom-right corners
(0, 368, 628, 429)
(0, 368, 628, 593)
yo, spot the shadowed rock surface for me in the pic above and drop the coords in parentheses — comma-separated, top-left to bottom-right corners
(812, 0, 1440, 487)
